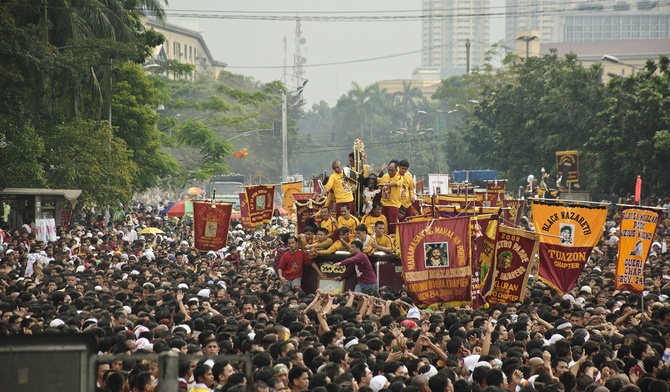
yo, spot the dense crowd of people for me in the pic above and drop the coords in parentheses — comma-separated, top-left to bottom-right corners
(4, 161, 670, 392)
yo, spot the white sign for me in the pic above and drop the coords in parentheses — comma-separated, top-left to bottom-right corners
(428, 174, 450, 195)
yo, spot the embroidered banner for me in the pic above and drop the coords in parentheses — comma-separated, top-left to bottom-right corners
(294, 194, 325, 234)
(470, 215, 499, 308)
(397, 217, 471, 305)
(532, 200, 607, 294)
(556, 150, 579, 184)
(193, 201, 232, 252)
(482, 226, 538, 305)
(244, 185, 275, 224)
(238, 193, 253, 229)
(502, 199, 525, 227)
(282, 181, 302, 214)
(615, 207, 661, 293)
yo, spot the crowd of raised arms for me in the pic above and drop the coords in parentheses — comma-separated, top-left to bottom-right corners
(4, 156, 670, 392)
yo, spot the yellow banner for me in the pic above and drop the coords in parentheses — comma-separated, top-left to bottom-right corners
(532, 201, 607, 294)
(282, 181, 303, 214)
(616, 207, 660, 293)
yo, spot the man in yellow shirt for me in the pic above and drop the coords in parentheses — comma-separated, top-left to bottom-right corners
(398, 159, 418, 219)
(337, 204, 359, 234)
(318, 227, 352, 255)
(377, 161, 403, 231)
(361, 202, 388, 235)
(319, 206, 339, 241)
(298, 226, 315, 249)
(306, 228, 334, 258)
(320, 160, 354, 218)
(371, 221, 394, 254)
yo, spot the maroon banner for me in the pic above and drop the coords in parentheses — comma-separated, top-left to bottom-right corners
(397, 217, 471, 306)
(294, 193, 325, 234)
(416, 179, 425, 195)
(502, 199, 525, 227)
(244, 185, 275, 224)
(193, 201, 232, 252)
(470, 215, 499, 308)
(482, 226, 538, 305)
(484, 180, 506, 207)
(238, 193, 253, 229)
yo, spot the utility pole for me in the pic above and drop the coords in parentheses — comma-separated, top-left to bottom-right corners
(465, 39, 471, 75)
(282, 91, 288, 182)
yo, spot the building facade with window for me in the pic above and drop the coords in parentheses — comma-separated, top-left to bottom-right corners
(142, 18, 227, 80)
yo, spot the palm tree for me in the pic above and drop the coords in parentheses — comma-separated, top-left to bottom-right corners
(393, 81, 423, 131)
(335, 82, 390, 141)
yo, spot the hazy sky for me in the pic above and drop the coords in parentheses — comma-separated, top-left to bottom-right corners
(163, 1, 505, 107)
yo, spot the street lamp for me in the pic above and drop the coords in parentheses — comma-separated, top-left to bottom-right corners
(601, 55, 643, 70)
(517, 35, 538, 59)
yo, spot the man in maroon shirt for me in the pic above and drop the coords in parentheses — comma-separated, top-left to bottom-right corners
(334, 240, 378, 294)
(277, 236, 326, 294)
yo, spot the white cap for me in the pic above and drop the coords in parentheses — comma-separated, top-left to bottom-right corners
(178, 283, 189, 290)
(407, 307, 420, 320)
(49, 319, 65, 328)
(370, 376, 388, 392)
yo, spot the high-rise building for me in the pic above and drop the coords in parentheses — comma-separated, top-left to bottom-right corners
(506, 0, 670, 51)
(421, 0, 490, 78)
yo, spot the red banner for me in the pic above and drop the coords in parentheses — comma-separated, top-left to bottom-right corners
(556, 150, 579, 184)
(470, 215, 499, 308)
(294, 194, 325, 234)
(416, 179, 425, 195)
(616, 206, 660, 293)
(532, 201, 607, 294)
(482, 226, 538, 305)
(193, 201, 232, 252)
(313, 178, 324, 194)
(238, 193, 253, 229)
(502, 199, 525, 227)
(397, 217, 471, 306)
(244, 185, 275, 224)
(484, 180, 506, 207)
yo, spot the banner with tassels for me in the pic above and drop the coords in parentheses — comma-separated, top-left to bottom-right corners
(532, 200, 607, 294)
(397, 217, 471, 305)
(193, 201, 232, 251)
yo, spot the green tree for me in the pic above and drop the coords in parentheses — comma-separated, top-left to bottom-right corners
(586, 56, 670, 196)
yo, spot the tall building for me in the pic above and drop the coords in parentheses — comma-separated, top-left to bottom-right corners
(421, 0, 490, 78)
(506, 0, 670, 51)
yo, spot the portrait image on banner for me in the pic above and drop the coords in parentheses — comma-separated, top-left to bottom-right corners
(532, 201, 607, 294)
(470, 215, 499, 309)
(193, 201, 232, 252)
(615, 207, 660, 293)
(482, 226, 538, 305)
(244, 185, 275, 224)
(397, 217, 471, 306)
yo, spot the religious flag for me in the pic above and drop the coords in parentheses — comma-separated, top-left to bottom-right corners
(482, 226, 538, 305)
(470, 215, 499, 308)
(282, 181, 303, 214)
(532, 200, 607, 294)
(416, 178, 425, 195)
(397, 217, 471, 305)
(238, 193, 253, 229)
(556, 150, 579, 184)
(428, 174, 449, 196)
(193, 201, 232, 251)
(502, 199, 525, 227)
(244, 185, 275, 224)
(484, 180, 506, 207)
(615, 206, 660, 293)
(294, 194, 326, 234)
